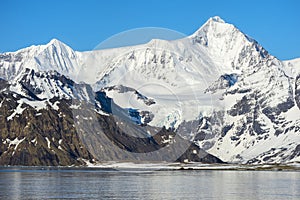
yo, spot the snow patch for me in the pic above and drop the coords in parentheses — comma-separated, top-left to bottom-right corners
(7, 100, 26, 121)
(31, 138, 37, 146)
(5, 137, 26, 156)
(50, 101, 60, 110)
(45, 137, 51, 149)
(70, 103, 81, 109)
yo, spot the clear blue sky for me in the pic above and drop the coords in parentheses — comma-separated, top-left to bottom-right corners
(1, 0, 299, 60)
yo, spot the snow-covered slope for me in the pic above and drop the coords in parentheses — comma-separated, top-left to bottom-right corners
(282, 58, 300, 77)
(0, 39, 80, 81)
(78, 16, 277, 130)
(0, 16, 299, 164)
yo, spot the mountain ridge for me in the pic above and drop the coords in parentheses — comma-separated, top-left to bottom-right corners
(0, 16, 299, 165)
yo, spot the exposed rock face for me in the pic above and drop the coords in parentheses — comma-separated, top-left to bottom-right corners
(103, 85, 156, 106)
(193, 62, 300, 164)
(0, 92, 93, 166)
(0, 78, 223, 166)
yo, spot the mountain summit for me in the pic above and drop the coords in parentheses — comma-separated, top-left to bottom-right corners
(0, 17, 299, 166)
(0, 38, 79, 81)
(210, 16, 226, 23)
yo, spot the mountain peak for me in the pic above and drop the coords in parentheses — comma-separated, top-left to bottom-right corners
(47, 38, 67, 47)
(189, 16, 236, 47)
(190, 16, 233, 38)
(44, 38, 75, 57)
(49, 38, 60, 43)
(209, 16, 225, 23)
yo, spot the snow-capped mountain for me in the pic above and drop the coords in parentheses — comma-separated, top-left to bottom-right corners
(0, 16, 299, 165)
(0, 39, 80, 81)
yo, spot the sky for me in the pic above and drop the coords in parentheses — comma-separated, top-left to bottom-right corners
(1, 0, 299, 60)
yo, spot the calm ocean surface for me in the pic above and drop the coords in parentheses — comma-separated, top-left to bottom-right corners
(0, 167, 299, 200)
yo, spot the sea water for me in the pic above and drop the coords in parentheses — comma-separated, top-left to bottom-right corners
(0, 167, 299, 199)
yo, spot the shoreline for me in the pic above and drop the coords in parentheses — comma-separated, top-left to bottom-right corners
(0, 162, 299, 172)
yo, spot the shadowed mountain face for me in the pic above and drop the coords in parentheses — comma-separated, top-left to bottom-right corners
(0, 16, 299, 166)
(0, 77, 222, 166)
